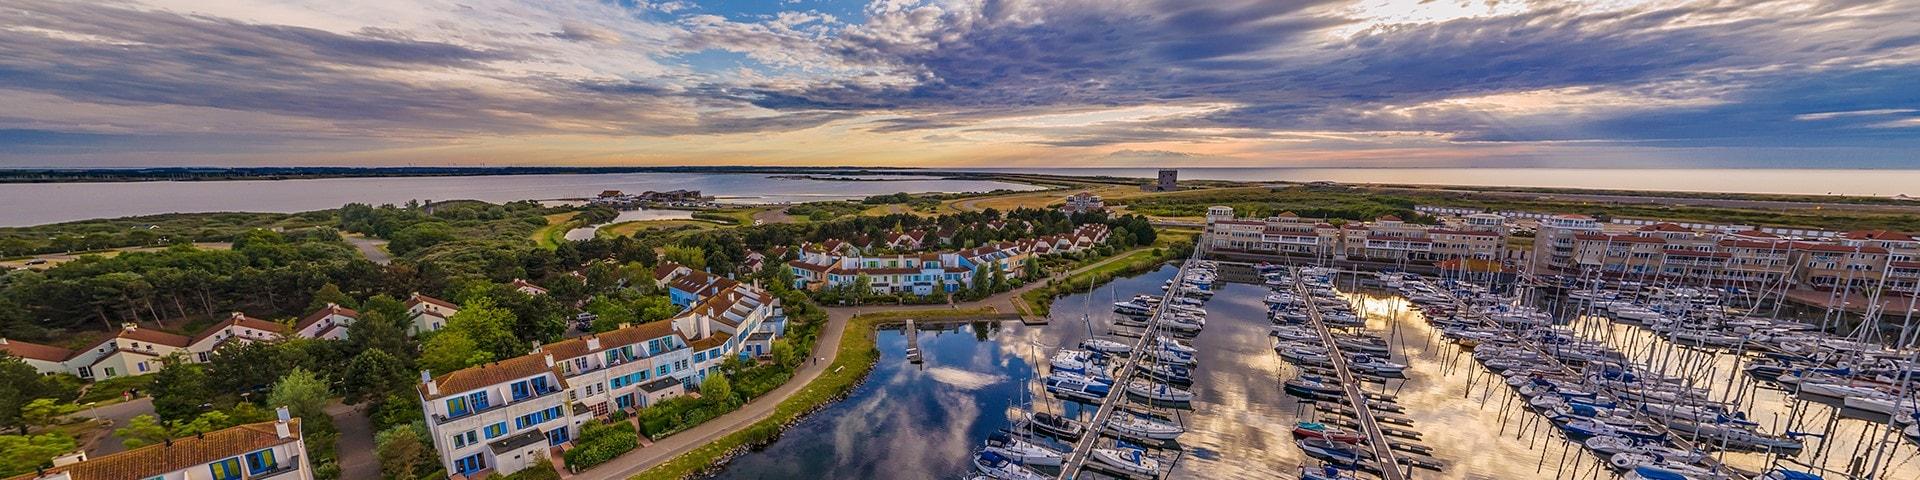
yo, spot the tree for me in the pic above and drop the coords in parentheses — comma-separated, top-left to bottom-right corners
(662, 245, 706, 270)
(266, 368, 330, 423)
(445, 297, 521, 361)
(0, 433, 76, 477)
(375, 424, 427, 480)
(420, 330, 489, 375)
(205, 342, 293, 399)
(148, 358, 212, 422)
(307, 283, 356, 312)
(114, 414, 172, 449)
(349, 295, 412, 359)
(633, 295, 678, 323)
(342, 349, 409, 405)
(769, 339, 797, 369)
(18, 399, 73, 431)
(0, 356, 56, 434)
(700, 374, 734, 406)
(586, 297, 635, 333)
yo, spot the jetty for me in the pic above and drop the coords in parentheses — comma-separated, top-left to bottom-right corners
(1057, 258, 1197, 479)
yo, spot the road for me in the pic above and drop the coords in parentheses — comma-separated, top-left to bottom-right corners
(69, 397, 153, 456)
(573, 249, 1160, 478)
(326, 401, 380, 480)
(342, 233, 392, 264)
(749, 207, 794, 225)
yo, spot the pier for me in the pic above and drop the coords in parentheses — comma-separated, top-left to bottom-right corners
(1057, 258, 1195, 479)
(1294, 276, 1409, 480)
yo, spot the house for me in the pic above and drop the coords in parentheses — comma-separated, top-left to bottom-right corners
(0, 337, 74, 376)
(1061, 192, 1105, 213)
(407, 293, 461, 335)
(186, 313, 291, 362)
(653, 262, 741, 308)
(294, 303, 358, 340)
(66, 324, 191, 379)
(7, 408, 310, 480)
(510, 279, 549, 296)
(418, 354, 571, 479)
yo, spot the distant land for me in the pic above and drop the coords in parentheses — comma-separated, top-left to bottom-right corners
(0, 166, 947, 183)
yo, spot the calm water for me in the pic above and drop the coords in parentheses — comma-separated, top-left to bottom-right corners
(0, 173, 1039, 227)
(968, 168, 1920, 197)
(563, 209, 694, 241)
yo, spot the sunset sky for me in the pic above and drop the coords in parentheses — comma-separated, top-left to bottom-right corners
(2, 0, 1917, 168)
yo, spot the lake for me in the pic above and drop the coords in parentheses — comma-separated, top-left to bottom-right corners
(968, 167, 1920, 197)
(0, 173, 1041, 227)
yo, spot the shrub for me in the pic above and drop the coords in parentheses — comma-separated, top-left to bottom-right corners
(562, 420, 639, 471)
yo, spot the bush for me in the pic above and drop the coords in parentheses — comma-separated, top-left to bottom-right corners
(501, 459, 560, 480)
(562, 420, 639, 471)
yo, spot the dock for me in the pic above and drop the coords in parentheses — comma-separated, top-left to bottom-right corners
(1057, 259, 1196, 479)
(905, 319, 923, 364)
(1294, 277, 1409, 480)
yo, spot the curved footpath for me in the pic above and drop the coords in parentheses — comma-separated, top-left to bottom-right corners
(574, 248, 1156, 479)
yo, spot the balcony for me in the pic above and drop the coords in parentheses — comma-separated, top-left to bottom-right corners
(249, 455, 302, 479)
(432, 387, 563, 425)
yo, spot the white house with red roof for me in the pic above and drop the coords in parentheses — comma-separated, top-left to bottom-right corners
(294, 303, 359, 341)
(406, 293, 461, 335)
(509, 279, 549, 296)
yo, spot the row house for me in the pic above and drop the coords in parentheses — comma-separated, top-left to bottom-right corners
(407, 293, 461, 335)
(789, 225, 1106, 295)
(422, 282, 786, 478)
(9, 408, 310, 480)
(418, 354, 571, 478)
(1203, 207, 1506, 266)
(653, 262, 740, 308)
(1543, 221, 1918, 295)
(1061, 192, 1105, 213)
(293, 303, 358, 341)
(2, 313, 287, 379)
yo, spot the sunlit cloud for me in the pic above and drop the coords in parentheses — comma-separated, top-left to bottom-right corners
(0, 0, 1915, 167)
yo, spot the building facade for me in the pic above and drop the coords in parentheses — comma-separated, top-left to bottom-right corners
(8, 408, 309, 480)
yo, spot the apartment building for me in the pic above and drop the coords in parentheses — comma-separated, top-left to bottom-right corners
(418, 354, 571, 478)
(8, 408, 309, 480)
(292, 303, 357, 340)
(420, 281, 786, 477)
(1531, 214, 1604, 274)
(1202, 207, 1506, 266)
(787, 225, 1106, 295)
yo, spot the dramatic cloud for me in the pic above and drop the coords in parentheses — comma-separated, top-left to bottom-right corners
(1, 0, 1916, 167)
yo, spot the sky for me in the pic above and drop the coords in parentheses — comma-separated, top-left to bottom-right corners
(1, 0, 1917, 169)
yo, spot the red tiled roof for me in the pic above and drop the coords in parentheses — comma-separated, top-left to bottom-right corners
(1793, 242, 1889, 254)
(295, 304, 359, 333)
(1731, 230, 1779, 238)
(407, 293, 459, 310)
(1430, 229, 1500, 237)
(1573, 233, 1666, 244)
(7, 419, 302, 480)
(1843, 230, 1916, 241)
(0, 338, 74, 362)
(542, 320, 679, 362)
(1377, 215, 1403, 222)
(117, 326, 191, 348)
(420, 353, 564, 401)
(192, 313, 290, 344)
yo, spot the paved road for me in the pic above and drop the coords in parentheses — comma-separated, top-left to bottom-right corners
(749, 207, 794, 225)
(70, 397, 154, 456)
(326, 401, 380, 480)
(342, 233, 392, 264)
(570, 248, 1159, 478)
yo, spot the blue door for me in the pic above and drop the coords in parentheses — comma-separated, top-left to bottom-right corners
(546, 427, 570, 446)
(454, 453, 486, 475)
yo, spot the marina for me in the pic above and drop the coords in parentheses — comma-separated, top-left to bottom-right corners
(701, 256, 1916, 480)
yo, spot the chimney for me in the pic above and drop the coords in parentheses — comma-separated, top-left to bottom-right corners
(0, 338, 7, 345)
(231, 312, 244, 320)
(121, 322, 138, 332)
(51, 451, 87, 467)
(420, 371, 437, 396)
(326, 302, 338, 309)
(543, 353, 555, 368)
(274, 406, 293, 439)
(586, 336, 601, 351)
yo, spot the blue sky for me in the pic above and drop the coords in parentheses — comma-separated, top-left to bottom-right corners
(0, 0, 1916, 168)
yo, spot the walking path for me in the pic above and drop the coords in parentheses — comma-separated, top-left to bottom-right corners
(342, 233, 391, 265)
(68, 397, 153, 456)
(325, 401, 380, 480)
(573, 248, 1160, 479)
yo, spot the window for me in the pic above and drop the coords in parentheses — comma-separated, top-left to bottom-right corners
(484, 422, 507, 439)
(454, 453, 486, 475)
(511, 381, 530, 400)
(209, 457, 242, 480)
(446, 396, 468, 417)
(694, 352, 705, 362)
(468, 391, 490, 411)
(658, 365, 670, 376)
(245, 449, 278, 474)
(137, 362, 149, 373)
(453, 429, 479, 448)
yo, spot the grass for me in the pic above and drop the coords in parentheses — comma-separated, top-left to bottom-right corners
(75, 375, 157, 405)
(1016, 230, 1198, 317)
(531, 212, 580, 249)
(631, 307, 996, 480)
(597, 220, 727, 238)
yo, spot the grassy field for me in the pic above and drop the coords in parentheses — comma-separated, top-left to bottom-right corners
(531, 212, 579, 249)
(597, 219, 728, 238)
(634, 307, 997, 479)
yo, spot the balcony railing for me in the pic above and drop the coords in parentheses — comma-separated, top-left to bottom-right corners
(432, 387, 563, 425)
(249, 456, 301, 479)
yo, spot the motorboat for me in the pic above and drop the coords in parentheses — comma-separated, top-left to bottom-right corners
(1292, 422, 1362, 443)
(1049, 350, 1099, 374)
(1080, 338, 1134, 355)
(1044, 372, 1111, 402)
(1126, 379, 1194, 403)
(983, 431, 1063, 467)
(1026, 411, 1083, 440)
(1346, 354, 1407, 376)
(972, 451, 1050, 480)
(1104, 413, 1185, 441)
(1089, 447, 1159, 477)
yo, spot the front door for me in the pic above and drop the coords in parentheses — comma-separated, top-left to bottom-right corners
(545, 427, 570, 446)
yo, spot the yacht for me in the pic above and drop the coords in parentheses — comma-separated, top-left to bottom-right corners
(1090, 447, 1159, 477)
(1080, 338, 1134, 355)
(982, 431, 1063, 467)
(971, 451, 1050, 480)
(1044, 372, 1112, 402)
(1104, 413, 1185, 441)
(1026, 411, 1084, 440)
(1126, 379, 1195, 403)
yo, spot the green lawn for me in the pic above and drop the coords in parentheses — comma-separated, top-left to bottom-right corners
(531, 212, 580, 249)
